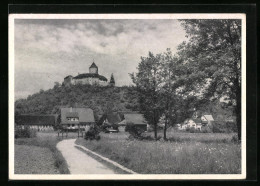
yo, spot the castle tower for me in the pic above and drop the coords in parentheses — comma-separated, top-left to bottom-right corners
(89, 61, 98, 74)
(109, 73, 115, 86)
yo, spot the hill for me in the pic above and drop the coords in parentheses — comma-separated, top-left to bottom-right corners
(15, 83, 235, 126)
(15, 84, 140, 118)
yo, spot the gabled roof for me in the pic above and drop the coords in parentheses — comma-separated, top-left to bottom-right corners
(15, 114, 58, 125)
(73, 73, 107, 81)
(193, 118, 202, 124)
(203, 115, 214, 121)
(103, 112, 122, 125)
(89, 62, 98, 69)
(61, 108, 95, 124)
(123, 114, 147, 125)
(66, 112, 79, 118)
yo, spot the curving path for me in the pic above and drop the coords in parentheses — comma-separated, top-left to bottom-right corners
(56, 139, 115, 174)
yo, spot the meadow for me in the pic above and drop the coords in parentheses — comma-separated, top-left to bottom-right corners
(76, 130, 241, 174)
(15, 132, 73, 174)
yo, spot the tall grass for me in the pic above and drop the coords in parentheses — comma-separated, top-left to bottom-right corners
(15, 132, 70, 174)
(76, 132, 241, 174)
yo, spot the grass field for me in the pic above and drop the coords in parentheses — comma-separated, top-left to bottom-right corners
(15, 132, 75, 174)
(76, 130, 241, 174)
(15, 145, 59, 174)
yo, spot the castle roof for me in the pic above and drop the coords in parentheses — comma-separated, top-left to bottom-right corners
(89, 62, 98, 69)
(73, 73, 108, 81)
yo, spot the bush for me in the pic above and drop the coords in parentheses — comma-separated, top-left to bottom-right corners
(125, 122, 144, 139)
(101, 123, 119, 132)
(201, 126, 212, 133)
(189, 127, 196, 133)
(212, 121, 227, 133)
(226, 121, 237, 133)
(15, 126, 37, 138)
(212, 121, 237, 133)
(84, 125, 101, 140)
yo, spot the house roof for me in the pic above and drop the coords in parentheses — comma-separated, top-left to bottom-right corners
(89, 62, 98, 69)
(123, 114, 147, 125)
(103, 112, 122, 125)
(73, 73, 107, 81)
(66, 112, 79, 118)
(61, 108, 95, 124)
(107, 113, 122, 124)
(15, 114, 58, 125)
(193, 118, 202, 124)
(203, 115, 214, 121)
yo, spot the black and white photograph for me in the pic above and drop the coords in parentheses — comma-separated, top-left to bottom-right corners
(9, 14, 246, 180)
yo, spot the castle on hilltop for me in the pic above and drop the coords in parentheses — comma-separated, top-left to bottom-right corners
(63, 61, 115, 87)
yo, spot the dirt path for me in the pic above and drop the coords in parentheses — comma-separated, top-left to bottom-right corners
(56, 139, 115, 174)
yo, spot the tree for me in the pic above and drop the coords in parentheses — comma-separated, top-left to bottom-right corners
(159, 49, 182, 140)
(178, 20, 242, 140)
(130, 52, 164, 140)
(54, 82, 61, 89)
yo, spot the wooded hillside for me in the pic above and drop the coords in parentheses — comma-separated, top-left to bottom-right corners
(15, 83, 234, 125)
(15, 84, 140, 117)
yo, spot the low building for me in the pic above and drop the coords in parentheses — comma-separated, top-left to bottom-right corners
(101, 112, 122, 125)
(182, 118, 202, 130)
(119, 113, 148, 131)
(60, 107, 95, 130)
(201, 114, 214, 125)
(15, 114, 57, 131)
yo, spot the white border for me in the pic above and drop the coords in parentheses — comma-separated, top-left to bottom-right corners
(9, 13, 246, 180)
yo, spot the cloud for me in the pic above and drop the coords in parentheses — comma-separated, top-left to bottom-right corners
(14, 19, 186, 99)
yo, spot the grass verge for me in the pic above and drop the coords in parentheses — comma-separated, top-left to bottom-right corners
(15, 132, 70, 174)
(75, 146, 130, 174)
(75, 132, 241, 174)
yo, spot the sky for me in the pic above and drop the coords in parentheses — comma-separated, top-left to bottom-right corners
(14, 19, 186, 100)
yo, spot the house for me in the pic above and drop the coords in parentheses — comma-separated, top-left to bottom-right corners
(60, 107, 95, 130)
(119, 113, 148, 131)
(15, 114, 57, 131)
(201, 115, 214, 126)
(98, 112, 122, 132)
(182, 118, 202, 130)
(101, 112, 122, 125)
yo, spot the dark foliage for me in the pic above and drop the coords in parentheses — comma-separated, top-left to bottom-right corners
(15, 84, 140, 116)
(125, 122, 146, 140)
(84, 125, 101, 140)
(15, 126, 37, 138)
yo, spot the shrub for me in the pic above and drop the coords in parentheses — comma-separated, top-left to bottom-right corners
(15, 126, 37, 138)
(84, 125, 101, 140)
(226, 121, 237, 133)
(189, 127, 196, 133)
(125, 122, 144, 139)
(212, 121, 227, 133)
(201, 126, 212, 133)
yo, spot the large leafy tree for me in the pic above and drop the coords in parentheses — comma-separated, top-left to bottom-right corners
(178, 20, 242, 140)
(130, 52, 164, 140)
(159, 49, 184, 140)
